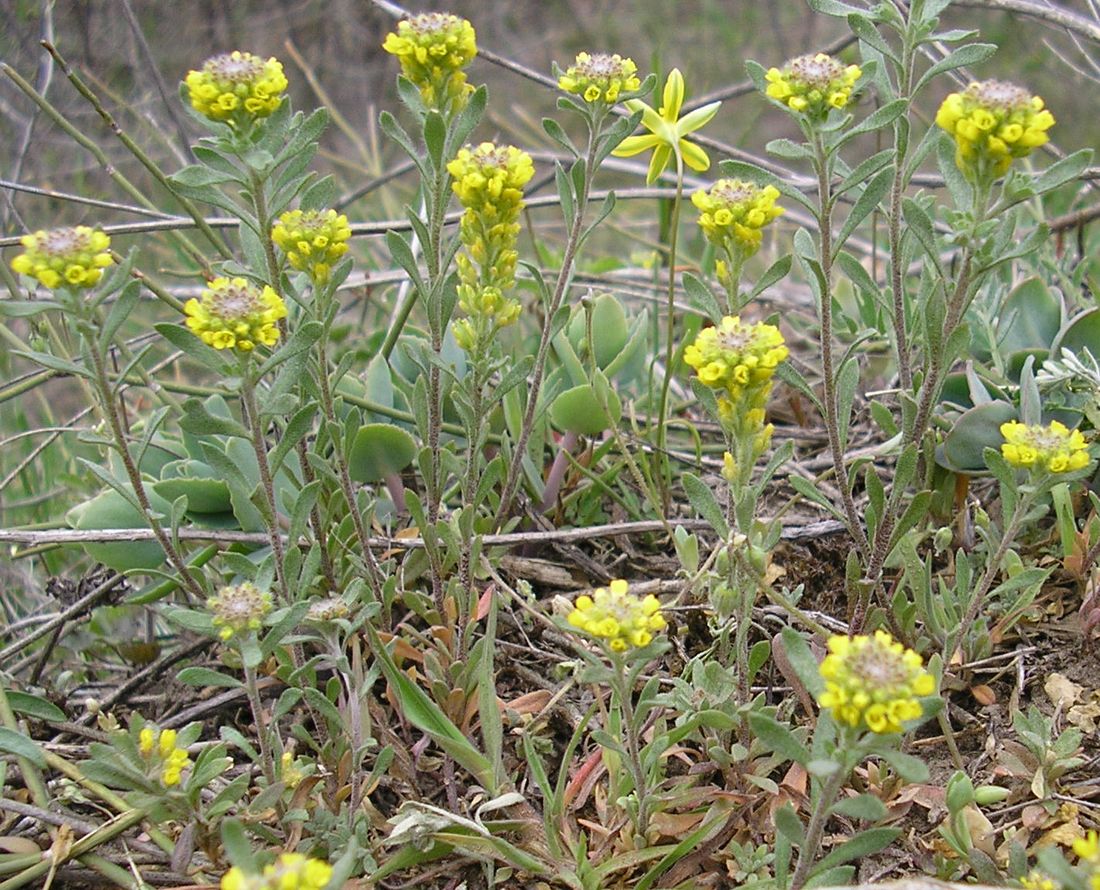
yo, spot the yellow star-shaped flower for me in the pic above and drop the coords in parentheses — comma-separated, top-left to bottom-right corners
(612, 68, 720, 184)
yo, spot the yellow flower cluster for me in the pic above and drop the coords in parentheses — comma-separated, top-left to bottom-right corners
(692, 179, 784, 258)
(207, 582, 273, 641)
(765, 53, 861, 118)
(558, 52, 640, 104)
(10, 226, 113, 290)
(1000, 420, 1090, 474)
(818, 631, 935, 734)
(184, 52, 288, 127)
(280, 750, 305, 789)
(272, 209, 351, 284)
(382, 12, 477, 111)
(684, 316, 788, 433)
(1074, 832, 1100, 890)
(567, 579, 666, 653)
(446, 142, 534, 351)
(138, 725, 192, 786)
(184, 277, 287, 352)
(221, 853, 332, 890)
(1019, 873, 1057, 890)
(935, 80, 1054, 181)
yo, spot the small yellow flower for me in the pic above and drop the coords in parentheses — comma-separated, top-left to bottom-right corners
(558, 52, 640, 105)
(10, 226, 113, 291)
(817, 630, 936, 734)
(765, 53, 862, 119)
(304, 597, 350, 624)
(137, 723, 192, 787)
(999, 420, 1090, 474)
(382, 12, 477, 111)
(221, 853, 332, 890)
(1075, 831, 1100, 863)
(184, 52, 288, 127)
(692, 179, 784, 257)
(280, 750, 305, 789)
(271, 209, 351, 284)
(183, 277, 287, 352)
(207, 582, 273, 641)
(613, 68, 720, 184)
(567, 579, 666, 653)
(935, 80, 1054, 181)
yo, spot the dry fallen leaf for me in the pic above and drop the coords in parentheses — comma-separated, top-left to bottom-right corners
(1068, 696, 1100, 733)
(971, 684, 997, 705)
(1044, 673, 1084, 709)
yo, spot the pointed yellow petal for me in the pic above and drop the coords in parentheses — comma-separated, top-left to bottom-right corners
(624, 98, 663, 134)
(612, 133, 661, 157)
(646, 143, 672, 184)
(677, 101, 721, 135)
(680, 138, 711, 172)
(662, 68, 684, 121)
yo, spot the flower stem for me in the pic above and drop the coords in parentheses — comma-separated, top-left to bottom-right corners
(241, 371, 290, 606)
(611, 659, 651, 841)
(242, 661, 275, 785)
(655, 156, 685, 515)
(790, 760, 848, 890)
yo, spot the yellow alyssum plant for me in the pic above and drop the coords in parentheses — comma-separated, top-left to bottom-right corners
(207, 582, 273, 641)
(446, 141, 534, 351)
(765, 53, 861, 119)
(10, 226, 113, 290)
(220, 853, 332, 890)
(138, 725, 192, 787)
(558, 52, 640, 105)
(184, 51, 288, 127)
(935, 80, 1054, 182)
(1000, 420, 1090, 474)
(271, 209, 352, 285)
(382, 11, 477, 111)
(567, 579, 667, 652)
(184, 277, 288, 352)
(817, 631, 935, 734)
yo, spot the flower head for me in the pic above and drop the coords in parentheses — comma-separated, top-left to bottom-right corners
(999, 420, 1090, 474)
(184, 277, 287, 352)
(818, 630, 935, 734)
(567, 579, 666, 653)
(184, 52, 287, 127)
(1019, 872, 1057, 890)
(207, 582, 273, 641)
(935, 80, 1054, 181)
(137, 724, 192, 786)
(558, 52, 640, 104)
(692, 179, 784, 257)
(765, 53, 861, 119)
(446, 143, 534, 350)
(684, 316, 788, 410)
(382, 12, 477, 111)
(271, 209, 351, 284)
(1075, 831, 1100, 863)
(612, 68, 720, 184)
(221, 853, 332, 890)
(11, 226, 113, 290)
(304, 597, 350, 624)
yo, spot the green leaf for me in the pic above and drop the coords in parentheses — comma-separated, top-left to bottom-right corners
(780, 627, 826, 697)
(831, 793, 888, 821)
(836, 166, 892, 248)
(179, 398, 249, 439)
(0, 728, 45, 768)
(913, 44, 997, 95)
(877, 748, 930, 783)
(1032, 148, 1093, 195)
(748, 712, 809, 765)
(775, 802, 805, 843)
(682, 472, 730, 538)
(815, 827, 899, 872)
(6, 691, 65, 723)
(176, 667, 243, 689)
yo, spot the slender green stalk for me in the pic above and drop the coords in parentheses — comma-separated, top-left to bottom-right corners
(243, 661, 275, 784)
(790, 760, 848, 889)
(611, 660, 651, 841)
(655, 156, 686, 514)
(811, 130, 870, 563)
(88, 337, 204, 601)
(240, 372, 290, 605)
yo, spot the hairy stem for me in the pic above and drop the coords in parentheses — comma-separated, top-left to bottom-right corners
(790, 760, 848, 889)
